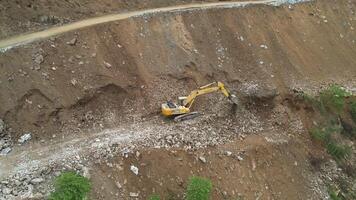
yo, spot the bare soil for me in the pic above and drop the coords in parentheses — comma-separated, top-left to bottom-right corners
(0, 0, 258, 40)
(0, 0, 355, 199)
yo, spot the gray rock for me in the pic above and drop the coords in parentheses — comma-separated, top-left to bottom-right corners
(31, 178, 44, 184)
(2, 187, 11, 195)
(14, 180, 22, 186)
(225, 151, 232, 156)
(0, 139, 6, 148)
(0, 147, 12, 155)
(18, 133, 32, 144)
(199, 156, 207, 163)
(0, 119, 5, 133)
(34, 55, 44, 65)
(67, 38, 77, 46)
(129, 192, 139, 197)
(130, 165, 139, 175)
(115, 181, 122, 189)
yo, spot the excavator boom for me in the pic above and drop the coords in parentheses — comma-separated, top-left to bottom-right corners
(183, 82, 232, 108)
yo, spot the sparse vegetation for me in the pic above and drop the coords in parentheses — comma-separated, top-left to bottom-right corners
(310, 125, 350, 161)
(326, 141, 351, 161)
(304, 86, 356, 199)
(300, 92, 324, 112)
(328, 187, 341, 200)
(49, 172, 91, 200)
(149, 195, 161, 200)
(186, 176, 212, 200)
(303, 85, 353, 162)
(310, 124, 341, 142)
(320, 85, 350, 113)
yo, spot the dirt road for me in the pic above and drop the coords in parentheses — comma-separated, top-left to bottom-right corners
(0, 0, 304, 51)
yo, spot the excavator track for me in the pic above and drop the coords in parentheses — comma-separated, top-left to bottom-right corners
(174, 112, 201, 122)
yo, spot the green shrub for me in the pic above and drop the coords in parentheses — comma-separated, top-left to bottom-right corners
(326, 142, 351, 161)
(329, 189, 341, 200)
(49, 172, 91, 200)
(186, 176, 212, 200)
(350, 101, 356, 123)
(310, 124, 342, 143)
(149, 195, 160, 200)
(311, 127, 331, 142)
(320, 85, 350, 113)
(310, 125, 350, 161)
(300, 92, 323, 112)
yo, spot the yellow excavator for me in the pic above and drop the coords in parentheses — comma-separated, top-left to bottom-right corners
(161, 81, 238, 121)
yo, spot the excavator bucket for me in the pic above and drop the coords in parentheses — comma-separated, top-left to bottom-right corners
(228, 94, 239, 105)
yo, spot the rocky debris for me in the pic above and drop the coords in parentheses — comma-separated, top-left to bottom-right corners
(198, 156, 207, 163)
(129, 192, 139, 197)
(18, 133, 32, 144)
(260, 44, 268, 49)
(0, 119, 12, 156)
(0, 100, 271, 198)
(38, 15, 64, 24)
(0, 147, 12, 156)
(135, 151, 140, 158)
(121, 148, 131, 158)
(103, 61, 112, 68)
(225, 151, 232, 156)
(130, 165, 139, 175)
(236, 155, 244, 161)
(115, 181, 122, 189)
(30, 178, 44, 184)
(240, 82, 278, 101)
(70, 79, 78, 86)
(32, 49, 45, 70)
(0, 119, 5, 133)
(33, 54, 44, 65)
(67, 38, 77, 46)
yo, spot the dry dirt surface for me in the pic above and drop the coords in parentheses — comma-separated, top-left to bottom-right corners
(0, 0, 260, 40)
(0, 0, 356, 199)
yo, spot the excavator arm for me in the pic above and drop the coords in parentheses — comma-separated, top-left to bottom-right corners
(182, 82, 232, 108)
(161, 81, 238, 121)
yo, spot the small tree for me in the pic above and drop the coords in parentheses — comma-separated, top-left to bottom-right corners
(49, 172, 91, 200)
(186, 176, 212, 200)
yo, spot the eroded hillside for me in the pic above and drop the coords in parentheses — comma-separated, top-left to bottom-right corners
(0, 0, 355, 199)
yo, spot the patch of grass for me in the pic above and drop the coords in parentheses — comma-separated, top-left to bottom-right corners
(328, 188, 341, 200)
(49, 172, 91, 200)
(320, 85, 350, 113)
(310, 124, 350, 161)
(310, 124, 342, 143)
(186, 176, 212, 200)
(350, 101, 356, 123)
(326, 142, 351, 161)
(299, 92, 324, 112)
(148, 195, 161, 200)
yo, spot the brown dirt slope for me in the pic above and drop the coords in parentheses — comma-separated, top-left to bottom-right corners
(0, 1, 356, 199)
(0, 0, 355, 141)
(0, 0, 244, 39)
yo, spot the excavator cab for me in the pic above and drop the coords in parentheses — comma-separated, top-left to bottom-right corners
(177, 97, 187, 106)
(161, 81, 238, 121)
